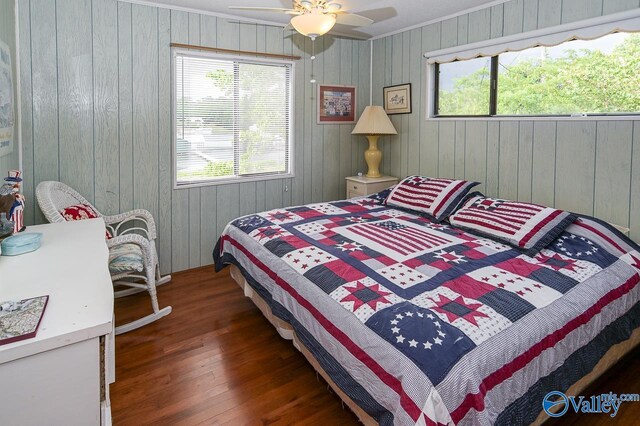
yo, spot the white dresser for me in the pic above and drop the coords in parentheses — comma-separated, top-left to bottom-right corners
(0, 219, 114, 425)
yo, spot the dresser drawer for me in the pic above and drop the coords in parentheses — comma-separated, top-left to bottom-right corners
(348, 181, 365, 194)
(347, 189, 365, 199)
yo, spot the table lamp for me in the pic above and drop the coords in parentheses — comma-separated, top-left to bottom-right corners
(351, 106, 397, 178)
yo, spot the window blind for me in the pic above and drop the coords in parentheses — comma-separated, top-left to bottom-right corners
(174, 51, 292, 186)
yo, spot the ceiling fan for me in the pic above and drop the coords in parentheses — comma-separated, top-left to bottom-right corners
(229, 0, 374, 40)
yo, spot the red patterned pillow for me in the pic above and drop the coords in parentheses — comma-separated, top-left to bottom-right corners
(448, 194, 576, 253)
(385, 176, 479, 221)
(60, 204, 112, 239)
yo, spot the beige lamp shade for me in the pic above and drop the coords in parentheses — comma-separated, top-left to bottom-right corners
(290, 10, 336, 39)
(351, 106, 397, 178)
(351, 106, 397, 135)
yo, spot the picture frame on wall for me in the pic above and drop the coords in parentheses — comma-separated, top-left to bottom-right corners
(317, 85, 356, 124)
(383, 83, 411, 115)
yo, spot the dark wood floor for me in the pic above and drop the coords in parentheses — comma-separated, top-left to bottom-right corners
(112, 266, 640, 425)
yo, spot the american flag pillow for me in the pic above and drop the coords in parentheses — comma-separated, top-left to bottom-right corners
(385, 176, 479, 221)
(448, 194, 576, 253)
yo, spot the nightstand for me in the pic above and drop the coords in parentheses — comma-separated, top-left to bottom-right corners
(346, 175, 398, 198)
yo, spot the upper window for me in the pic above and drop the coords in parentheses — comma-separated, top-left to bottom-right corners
(174, 51, 293, 187)
(434, 32, 640, 117)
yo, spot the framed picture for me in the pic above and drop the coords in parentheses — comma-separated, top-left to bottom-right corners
(317, 85, 356, 124)
(383, 83, 411, 115)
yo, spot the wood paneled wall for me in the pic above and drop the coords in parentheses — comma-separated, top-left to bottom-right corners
(371, 0, 640, 240)
(18, 0, 370, 273)
(0, 0, 18, 173)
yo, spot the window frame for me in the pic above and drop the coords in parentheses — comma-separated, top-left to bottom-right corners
(172, 48, 295, 189)
(431, 36, 640, 119)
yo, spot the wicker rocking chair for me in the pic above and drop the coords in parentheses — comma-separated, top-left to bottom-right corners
(36, 181, 172, 335)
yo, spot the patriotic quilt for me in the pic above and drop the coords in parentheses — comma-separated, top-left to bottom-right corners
(214, 194, 640, 426)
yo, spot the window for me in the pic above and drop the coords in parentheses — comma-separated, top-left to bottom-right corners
(434, 32, 640, 117)
(174, 51, 293, 186)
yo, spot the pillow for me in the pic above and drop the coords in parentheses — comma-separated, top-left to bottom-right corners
(60, 203, 112, 239)
(385, 176, 479, 221)
(448, 194, 576, 254)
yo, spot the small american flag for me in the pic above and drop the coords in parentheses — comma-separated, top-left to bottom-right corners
(349, 221, 451, 256)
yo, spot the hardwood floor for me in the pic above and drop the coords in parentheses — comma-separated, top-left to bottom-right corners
(112, 266, 640, 425)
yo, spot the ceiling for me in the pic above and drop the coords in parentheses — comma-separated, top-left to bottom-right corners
(130, 0, 507, 39)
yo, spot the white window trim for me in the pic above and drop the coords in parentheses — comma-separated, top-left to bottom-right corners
(424, 9, 640, 120)
(171, 48, 295, 189)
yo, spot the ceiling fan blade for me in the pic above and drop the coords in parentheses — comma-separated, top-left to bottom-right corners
(228, 7, 297, 13)
(335, 12, 374, 27)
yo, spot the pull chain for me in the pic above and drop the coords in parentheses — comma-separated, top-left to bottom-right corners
(310, 36, 316, 84)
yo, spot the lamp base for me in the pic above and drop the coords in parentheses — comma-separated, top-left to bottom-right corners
(364, 135, 382, 178)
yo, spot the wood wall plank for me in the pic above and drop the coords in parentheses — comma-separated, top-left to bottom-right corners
(31, 0, 59, 224)
(440, 18, 458, 49)
(523, 0, 539, 32)
(465, 121, 488, 194)
(562, 0, 604, 24)
(537, 0, 561, 29)
(57, 0, 94, 202)
(503, 0, 524, 36)
(531, 121, 556, 207)
(517, 121, 533, 202)
(18, 0, 34, 225)
(157, 7, 172, 275)
(454, 121, 466, 180)
(200, 186, 217, 266)
(490, 4, 504, 39)
(594, 121, 633, 227)
(118, 1, 134, 213)
(131, 4, 159, 223)
(322, 35, 340, 201)
(485, 121, 500, 198)
(603, 0, 639, 14)
(407, 28, 422, 177)
(468, 9, 490, 43)
(457, 14, 469, 46)
(93, 0, 119, 215)
(170, 9, 190, 272)
(339, 38, 353, 198)
(555, 122, 596, 215)
(498, 122, 519, 199)
(438, 121, 455, 178)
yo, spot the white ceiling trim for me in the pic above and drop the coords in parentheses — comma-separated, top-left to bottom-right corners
(117, 0, 288, 28)
(118, 0, 510, 41)
(368, 0, 510, 40)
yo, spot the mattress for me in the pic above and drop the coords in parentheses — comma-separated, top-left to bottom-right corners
(214, 195, 640, 425)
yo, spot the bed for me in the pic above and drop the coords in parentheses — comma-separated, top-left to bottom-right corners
(214, 190, 640, 425)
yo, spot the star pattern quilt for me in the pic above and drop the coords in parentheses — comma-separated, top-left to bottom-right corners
(214, 193, 640, 425)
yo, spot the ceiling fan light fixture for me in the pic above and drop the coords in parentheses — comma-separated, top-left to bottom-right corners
(291, 11, 336, 39)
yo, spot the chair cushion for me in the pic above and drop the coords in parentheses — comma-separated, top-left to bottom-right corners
(60, 203, 112, 239)
(109, 243, 144, 274)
